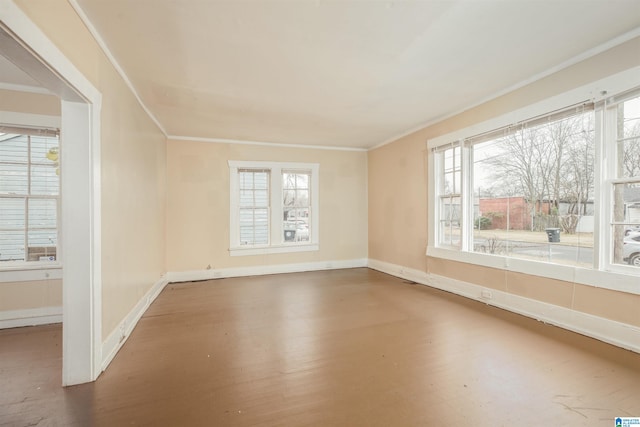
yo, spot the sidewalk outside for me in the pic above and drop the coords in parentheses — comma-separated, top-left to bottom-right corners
(475, 229, 594, 248)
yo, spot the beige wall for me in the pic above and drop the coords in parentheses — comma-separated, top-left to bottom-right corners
(0, 280, 62, 311)
(368, 36, 640, 328)
(167, 140, 368, 271)
(7, 1, 638, 341)
(0, 89, 60, 116)
(14, 0, 167, 338)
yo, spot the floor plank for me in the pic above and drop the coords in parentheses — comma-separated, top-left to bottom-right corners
(1, 268, 639, 426)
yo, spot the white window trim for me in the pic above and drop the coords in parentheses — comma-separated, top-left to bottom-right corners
(0, 265, 62, 283)
(0, 112, 63, 276)
(228, 160, 319, 256)
(427, 66, 640, 295)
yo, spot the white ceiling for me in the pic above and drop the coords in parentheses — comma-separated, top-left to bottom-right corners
(74, 0, 640, 149)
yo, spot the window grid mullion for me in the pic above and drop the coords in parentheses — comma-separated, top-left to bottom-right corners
(271, 167, 282, 245)
(461, 142, 472, 252)
(25, 136, 31, 262)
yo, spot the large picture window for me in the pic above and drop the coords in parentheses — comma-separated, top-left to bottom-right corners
(229, 161, 319, 256)
(470, 105, 595, 267)
(0, 128, 60, 265)
(428, 73, 640, 294)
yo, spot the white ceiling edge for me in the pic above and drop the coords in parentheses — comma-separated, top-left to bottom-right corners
(167, 135, 367, 152)
(68, 0, 167, 136)
(69, 0, 640, 153)
(369, 25, 640, 152)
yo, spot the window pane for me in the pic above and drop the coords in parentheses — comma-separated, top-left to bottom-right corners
(0, 230, 24, 261)
(283, 173, 295, 189)
(254, 172, 268, 189)
(439, 221, 460, 247)
(0, 198, 25, 229)
(282, 171, 311, 243)
(30, 136, 58, 163)
(31, 165, 59, 195)
(239, 207, 269, 246)
(27, 229, 57, 261)
(443, 147, 456, 172)
(0, 197, 25, 262)
(0, 163, 28, 194)
(471, 109, 595, 267)
(619, 231, 640, 267)
(0, 134, 28, 163)
(0, 133, 59, 264)
(239, 189, 253, 207)
(238, 170, 270, 246)
(283, 189, 295, 207)
(254, 189, 269, 207)
(29, 199, 57, 229)
(296, 173, 309, 189)
(294, 190, 309, 207)
(612, 182, 640, 266)
(442, 147, 460, 195)
(439, 195, 461, 247)
(618, 96, 640, 178)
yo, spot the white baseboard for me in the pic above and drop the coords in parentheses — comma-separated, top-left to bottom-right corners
(99, 256, 637, 376)
(0, 306, 62, 329)
(367, 258, 640, 354)
(166, 258, 368, 283)
(101, 276, 169, 372)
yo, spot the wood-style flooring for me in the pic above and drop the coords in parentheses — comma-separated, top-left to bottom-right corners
(1, 268, 639, 426)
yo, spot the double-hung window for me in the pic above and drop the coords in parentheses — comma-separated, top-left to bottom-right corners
(428, 69, 640, 294)
(0, 127, 60, 266)
(607, 90, 640, 268)
(229, 161, 319, 256)
(238, 168, 270, 246)
(437, 145, 462, 249)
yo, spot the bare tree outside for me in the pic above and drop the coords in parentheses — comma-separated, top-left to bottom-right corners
(282, 171, 311, 242)
(476, 110, 594, 234)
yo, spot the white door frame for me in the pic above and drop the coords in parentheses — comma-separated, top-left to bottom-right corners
(0, 0, 102, 385)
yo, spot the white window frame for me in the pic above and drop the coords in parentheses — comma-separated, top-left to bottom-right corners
(603, 88, 640, 272)
(427, 67, 640, 295)
(229, 160, 319, 256)
(0, 113, 63, 281)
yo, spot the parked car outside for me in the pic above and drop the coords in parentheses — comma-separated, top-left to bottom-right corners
(623, 235, 640, 266)
(625, 230, 640, 240)
(624, 225, 640, 236)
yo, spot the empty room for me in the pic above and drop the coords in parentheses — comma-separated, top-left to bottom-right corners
(1, 0, 639, 426)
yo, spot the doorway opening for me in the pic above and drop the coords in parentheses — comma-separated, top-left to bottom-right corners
(1, 3, 102, 386)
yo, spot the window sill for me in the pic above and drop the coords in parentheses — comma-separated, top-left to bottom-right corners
(426, 246, 640, 296)
(0, 263, 62, 283)
(230, 243, 319, 257)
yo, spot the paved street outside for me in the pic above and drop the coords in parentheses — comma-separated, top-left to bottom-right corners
(474, 229, 594, 267)
(475, 229, 593, 248)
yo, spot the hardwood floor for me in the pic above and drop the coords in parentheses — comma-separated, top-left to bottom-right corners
(1, 268, 639, 426)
